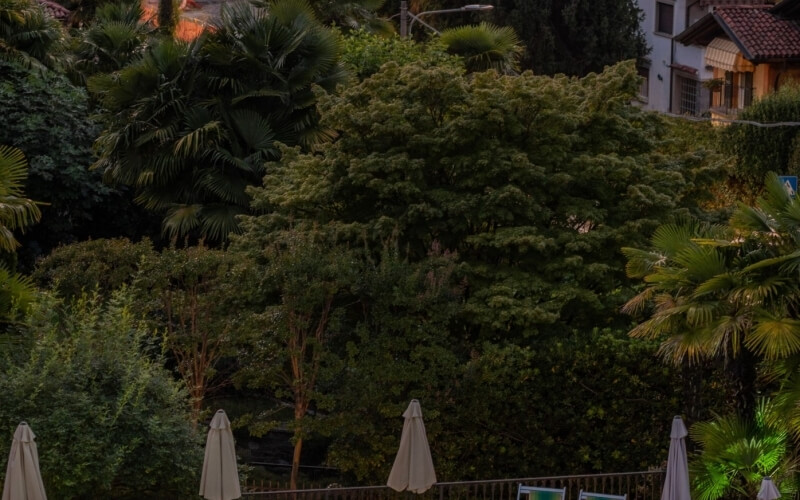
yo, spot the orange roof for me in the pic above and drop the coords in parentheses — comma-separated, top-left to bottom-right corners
(142, 6, 210, 41)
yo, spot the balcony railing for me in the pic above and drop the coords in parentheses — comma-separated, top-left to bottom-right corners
(242, 470, 666, 500)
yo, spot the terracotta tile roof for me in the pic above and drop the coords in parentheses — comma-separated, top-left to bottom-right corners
(714, 5, 800, 60)
(699, 0, 772, 7)
(37, 0, 70, 21)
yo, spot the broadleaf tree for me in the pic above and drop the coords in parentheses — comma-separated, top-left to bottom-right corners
(252, 60, 721, 342)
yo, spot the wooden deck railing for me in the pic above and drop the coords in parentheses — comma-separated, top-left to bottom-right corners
(242, 470, 666, 500)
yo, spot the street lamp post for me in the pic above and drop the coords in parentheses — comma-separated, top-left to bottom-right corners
(399, 2, 493, 37)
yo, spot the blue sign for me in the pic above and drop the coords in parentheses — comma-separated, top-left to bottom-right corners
(779, 175, 798, 198)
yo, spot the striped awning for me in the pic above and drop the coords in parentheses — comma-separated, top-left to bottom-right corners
(705, 38, 740, 71)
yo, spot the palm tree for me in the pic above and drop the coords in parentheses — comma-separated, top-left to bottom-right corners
(0, 145, 41, 252)
(91, 0, 347, 241)
(0, 0, 64, 70)
(623, 175, 800, 420)
(725, 174, 800, 437)
(67, 0, 153, 84)
(439, 23, 522, 74)
(622, 220, 790, 418)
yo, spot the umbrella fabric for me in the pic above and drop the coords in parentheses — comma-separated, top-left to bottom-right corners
(758, 477, 780, 500)
(387, 399, 437, 494)
(661, 416, 691, 500)
(200, 409, 241, 500)
(2, 422, 47, 500)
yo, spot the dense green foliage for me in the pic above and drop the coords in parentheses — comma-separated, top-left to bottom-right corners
(0, 0, 753, 486)
(32, 238, 155, 302)
(133, 244, 243, 419)
(690, 401, 799, 500)
(0, 265, 35, 327)
(255, 60, 719, 342)
(0, 59, 158, 268)
(67, 0, 153, 84)
(325, 323, 698, 481)
(0, 0, 63, 70)
(723, 85, 800, 195)
(339, 30, 459, 79)
(485, 0, 647, 74)
(90, 0, 347, 241)
(0, 293, 202, 499)
(218, 60, 728, 482)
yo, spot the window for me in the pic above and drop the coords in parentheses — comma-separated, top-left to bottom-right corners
(723, 71, 734, 109)
(656, 1, 674, 35)
(740, 72, 753, 108)
(686, 1, 705, 28)
(677, 76, 698, 114)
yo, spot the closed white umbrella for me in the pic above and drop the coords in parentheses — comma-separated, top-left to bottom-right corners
(387, 399, 437, 494)
(757, 477, 780, 500)
(661, 416, 691, 500)
(200, 409, 241, 500)
(2, 422, 47, 500)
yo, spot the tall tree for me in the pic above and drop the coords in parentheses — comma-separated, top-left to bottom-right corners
(133, 244, 242, 422)
(90, 0, 347, 241)
(491, 0, 647, 75)
(253, 60, 720, 341)
(67, 0, 154, 84)
(231, 227, 361, 489)
(623, 175, 800, 419)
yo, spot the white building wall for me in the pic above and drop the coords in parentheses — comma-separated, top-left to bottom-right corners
(638, 0, 713, 113)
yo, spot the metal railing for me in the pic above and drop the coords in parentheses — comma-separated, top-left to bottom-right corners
(243, 470, 665, 500)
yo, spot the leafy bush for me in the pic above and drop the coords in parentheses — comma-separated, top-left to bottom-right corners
(325, 326, 726, 482)
(723, 84, 800, 195)
(32, 238, 155, 302)
(0, 292, 202, 499)
(339, 30, 461, 79)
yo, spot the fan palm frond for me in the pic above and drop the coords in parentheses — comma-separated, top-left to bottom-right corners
(0, 145, 41, 251)
(0, 264, 35, 324)
(747, 315, 800, 360)
(690, 402, 798, 500)
(439, 23, 522, 75)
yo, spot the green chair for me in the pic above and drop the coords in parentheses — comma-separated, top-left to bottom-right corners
(577, 490, 627, 500)
(517, 484, 567, 500)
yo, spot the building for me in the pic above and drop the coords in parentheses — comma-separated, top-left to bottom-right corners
(675, 0, 800, 119)
(638, 0, 773, 115)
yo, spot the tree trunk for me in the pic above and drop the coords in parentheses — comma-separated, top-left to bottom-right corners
(290, 432, 303, 491)
(157, 0, 175, 34)
(727, 345, 757, 420)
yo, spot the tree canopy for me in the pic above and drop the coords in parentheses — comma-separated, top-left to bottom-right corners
(252, 60, 720, 341)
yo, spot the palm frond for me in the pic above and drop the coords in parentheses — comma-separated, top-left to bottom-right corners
(747, 315, 800, 359)
(440, 23, 522, 74)
(162, 204, 203, 239)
